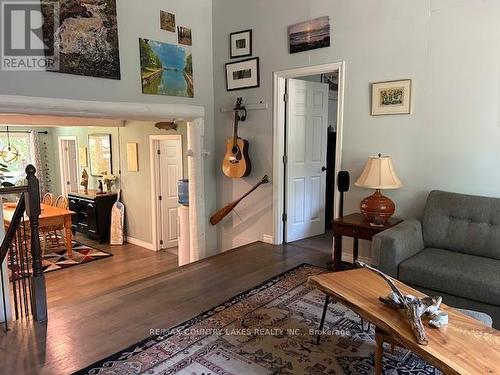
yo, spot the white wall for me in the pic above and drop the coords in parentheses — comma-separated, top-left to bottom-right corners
(0, 0, 217, 253)
(212, 0, 500, 257)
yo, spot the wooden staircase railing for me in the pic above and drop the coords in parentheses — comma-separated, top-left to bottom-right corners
(0, 165, 47, 331)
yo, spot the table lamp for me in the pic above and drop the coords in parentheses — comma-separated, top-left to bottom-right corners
(355, 154, 402, 224)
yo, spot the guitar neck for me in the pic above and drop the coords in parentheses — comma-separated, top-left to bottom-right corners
(233, 110, 239, 146)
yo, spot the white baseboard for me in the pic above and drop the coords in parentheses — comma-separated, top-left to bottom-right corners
(126, 236, 156, 251)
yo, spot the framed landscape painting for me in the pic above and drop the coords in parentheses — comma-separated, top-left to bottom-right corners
(288, 16, 330, 54)
(139, 38, 194, 98)
(41, 0, 121, 80)
(371, 79, 412, 115)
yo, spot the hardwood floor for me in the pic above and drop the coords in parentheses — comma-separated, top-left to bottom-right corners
(0, 240, 330, 375)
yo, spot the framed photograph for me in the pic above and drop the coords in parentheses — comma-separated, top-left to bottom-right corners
(178, 26, 192, 46)
(288, 16, 330, 54)
(225, 57, 260, 91)
(160, 11, 176, 32)
(371, 79, 412, 115)
(230, 30, 252, 58)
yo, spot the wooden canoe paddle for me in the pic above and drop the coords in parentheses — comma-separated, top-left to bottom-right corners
(210, 175, 269, 225)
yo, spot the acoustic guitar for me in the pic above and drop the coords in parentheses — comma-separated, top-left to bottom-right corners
(222, 98, 251, 178)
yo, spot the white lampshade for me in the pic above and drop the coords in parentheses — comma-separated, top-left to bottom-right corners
(355, 155, 402, 190)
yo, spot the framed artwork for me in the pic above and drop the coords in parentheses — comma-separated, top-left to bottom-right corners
(41, 0, 121, 79)
(139, 38, 194, 98)
(288, 16, 330, 54)
(230, 30, 252, 58)
(78, 147, 88, 167)
(88, 134, 112, 176)
(127, 143, 139, 172)
(160, 11, 176, 32)
(371, 79, 412, 115)
(178, 26, 192, 46)
(225, 57, 260, 91)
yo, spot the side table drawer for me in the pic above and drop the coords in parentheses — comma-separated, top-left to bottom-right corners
(334, 225, 375, 240)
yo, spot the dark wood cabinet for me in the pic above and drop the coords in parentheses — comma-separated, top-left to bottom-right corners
(68, 190, 117, 243)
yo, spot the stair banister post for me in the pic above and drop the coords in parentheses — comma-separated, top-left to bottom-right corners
(25, 165, 47, 322)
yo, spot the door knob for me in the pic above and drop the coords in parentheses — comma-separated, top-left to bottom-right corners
(321, 166, 327, 172)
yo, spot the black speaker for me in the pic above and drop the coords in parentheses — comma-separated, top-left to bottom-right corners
(337, 171, 350, 193)
(337, 171, 350, 218)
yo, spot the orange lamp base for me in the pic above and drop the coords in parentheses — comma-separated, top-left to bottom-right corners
(360, 189, 395, 224)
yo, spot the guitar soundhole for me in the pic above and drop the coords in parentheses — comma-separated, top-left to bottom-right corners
(232, 146, 239, 154)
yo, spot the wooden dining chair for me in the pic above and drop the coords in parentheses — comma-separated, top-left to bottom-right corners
(42, 192, 54, 206)
(54, 195, 69, 209)
(41, 195, 69, 252)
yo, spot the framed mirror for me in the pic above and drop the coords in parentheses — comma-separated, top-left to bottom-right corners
(88, 134, 113, 176)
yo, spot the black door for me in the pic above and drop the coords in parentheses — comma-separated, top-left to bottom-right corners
(325, 127, 336, 229)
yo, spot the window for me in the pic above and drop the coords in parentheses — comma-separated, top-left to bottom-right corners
(0, 133, 32, 185)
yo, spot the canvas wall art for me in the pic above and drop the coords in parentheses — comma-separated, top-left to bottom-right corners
(160, 11, 176, 32)
(139, 38, 194, 98)
(178, 26, 192, 46)
(371, 79, 412, 115)
(288, 16, 330, 54)
(41, 0, 121, 79)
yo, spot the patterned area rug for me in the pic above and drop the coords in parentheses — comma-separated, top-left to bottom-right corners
(75, 264, 440, 375)
(42, 241, 112, 273)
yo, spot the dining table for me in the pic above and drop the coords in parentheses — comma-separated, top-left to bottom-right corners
(3, 202, 76, 257)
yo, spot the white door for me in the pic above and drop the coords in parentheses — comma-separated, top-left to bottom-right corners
(155, 138, 183, 249)
(285, 78, 329, 242)
(59, 138, 79, 196)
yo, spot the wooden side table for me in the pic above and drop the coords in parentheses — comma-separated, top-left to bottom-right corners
(332, 213, 403, 271)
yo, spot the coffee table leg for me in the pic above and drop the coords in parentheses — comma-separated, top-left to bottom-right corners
(316, 294, 330, 345)
(375, 329, 384, 375)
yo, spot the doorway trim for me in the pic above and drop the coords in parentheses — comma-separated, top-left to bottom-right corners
(58, 135, 78, 196)
(149, 134, 183, 251)
(272, 61, 346, 246)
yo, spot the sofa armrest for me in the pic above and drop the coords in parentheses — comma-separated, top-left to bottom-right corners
(372, 219, 425, 278)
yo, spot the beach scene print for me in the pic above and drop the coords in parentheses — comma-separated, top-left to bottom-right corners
(289, 16, 330, 54)
(139, 38, 194, 98)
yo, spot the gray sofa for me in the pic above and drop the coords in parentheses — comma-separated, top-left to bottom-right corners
(373, 190, 500, 328)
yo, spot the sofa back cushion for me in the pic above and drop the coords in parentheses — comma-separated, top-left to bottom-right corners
(422, 190, 500, 260)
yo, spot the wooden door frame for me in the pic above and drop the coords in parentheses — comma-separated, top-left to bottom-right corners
(58, 135, 78, 196)
(272, 61, 346, 246)
(149, 134, 183, 251)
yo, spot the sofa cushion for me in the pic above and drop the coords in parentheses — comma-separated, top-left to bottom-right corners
(399, 248, 500, 306)
(422, 190, 500, 260)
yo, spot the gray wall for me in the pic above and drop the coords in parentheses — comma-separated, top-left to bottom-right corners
(51, 122, 188, 245)
(212, 0, 500, 257)
(0, 0, 217, 252)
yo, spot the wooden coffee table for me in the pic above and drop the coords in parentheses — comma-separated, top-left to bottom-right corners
(308, 269, 500, 375)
